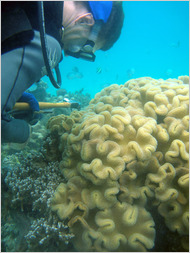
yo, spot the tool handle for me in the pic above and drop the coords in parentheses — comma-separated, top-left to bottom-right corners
(13, 102, 71, 110)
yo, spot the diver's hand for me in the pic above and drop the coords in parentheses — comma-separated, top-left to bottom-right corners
(17, 92, 42, 125)
(18, 92, 40, 111)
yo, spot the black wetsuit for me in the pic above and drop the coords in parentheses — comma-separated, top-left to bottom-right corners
(2, 2, 63, 53)
(1, 1, 63, 144)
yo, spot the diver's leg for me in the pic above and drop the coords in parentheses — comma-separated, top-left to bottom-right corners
(1, 30, 62, 144)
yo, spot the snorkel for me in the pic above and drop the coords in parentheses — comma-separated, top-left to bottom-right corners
(65, 1, 113, 62)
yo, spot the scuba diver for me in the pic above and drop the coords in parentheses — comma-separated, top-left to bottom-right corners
(1, 1, 124, 147)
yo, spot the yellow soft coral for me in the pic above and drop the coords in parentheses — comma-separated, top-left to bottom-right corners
(147, 163, 189, 235)
(72, 202, 155, 252)
(50, 77, 189, 251)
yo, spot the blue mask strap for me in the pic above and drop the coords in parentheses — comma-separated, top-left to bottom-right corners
(88, 1, 112, 23)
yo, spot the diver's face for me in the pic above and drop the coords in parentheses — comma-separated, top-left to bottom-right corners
(63, 24, 90, 52)
(63, 14, 94, 53)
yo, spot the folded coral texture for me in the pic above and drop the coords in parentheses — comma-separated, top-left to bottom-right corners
(49, 76, 189, 251)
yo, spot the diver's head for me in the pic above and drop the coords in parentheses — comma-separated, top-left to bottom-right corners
(62, 1, 124, 61)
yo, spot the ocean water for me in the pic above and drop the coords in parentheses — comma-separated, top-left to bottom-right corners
(43, 1, 189, 98)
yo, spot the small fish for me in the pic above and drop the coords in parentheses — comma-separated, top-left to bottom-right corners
(96, 67, 102, 74)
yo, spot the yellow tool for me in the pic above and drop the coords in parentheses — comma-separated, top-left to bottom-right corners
(13, 101, 80, 111)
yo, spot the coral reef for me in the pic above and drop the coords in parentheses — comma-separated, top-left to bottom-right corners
(25, 216, 74, 251)
(1, 81, 89, 154)
(1, 151, 74, 252)
(42, 110, 85, 162)
(49, 77, 189, 251)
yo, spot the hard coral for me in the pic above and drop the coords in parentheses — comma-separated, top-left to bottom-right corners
(2, 151, 74, 252)
(50, 77, 189, 251)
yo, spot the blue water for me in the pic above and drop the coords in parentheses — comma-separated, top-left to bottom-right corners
(43, 1, 189, 98)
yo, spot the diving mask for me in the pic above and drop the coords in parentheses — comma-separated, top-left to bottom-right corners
(65, 1, 113, 62)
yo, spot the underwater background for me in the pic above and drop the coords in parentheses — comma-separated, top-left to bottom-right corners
(2, 1, 189, 252)
(41, 1, 189, 97)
